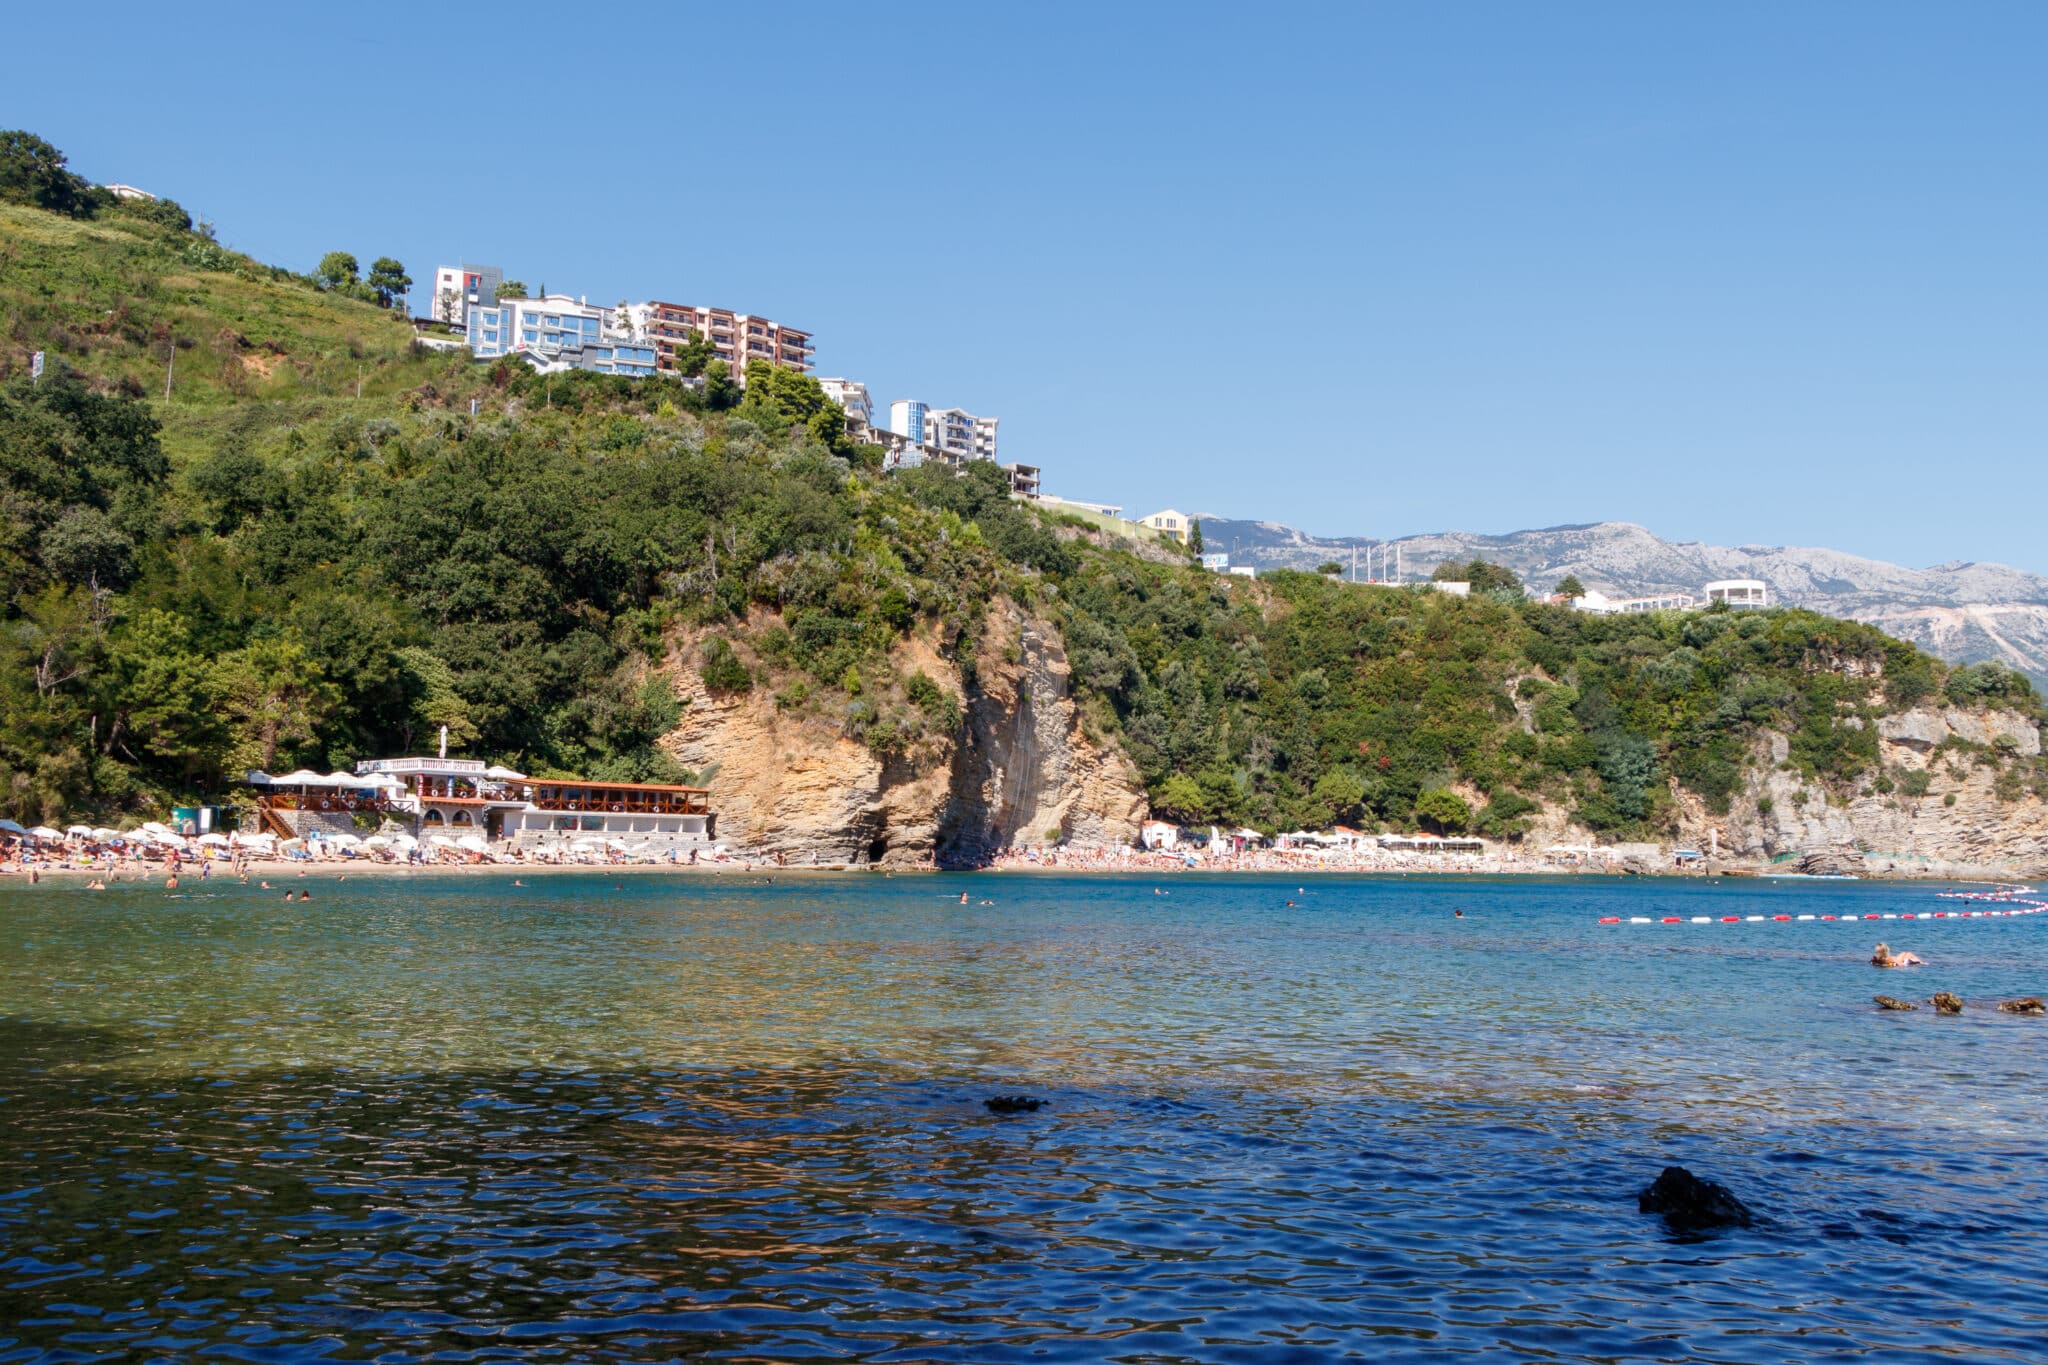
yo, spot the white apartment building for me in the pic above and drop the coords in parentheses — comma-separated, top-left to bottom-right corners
(1705, 579, 1769, 609)
(432, 263, 504, 327)
(466, 293, 614, 359)
(818, 378, 872, 430)
(889, 400, 998, 462)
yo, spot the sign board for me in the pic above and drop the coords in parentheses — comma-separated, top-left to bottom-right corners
(30, 350, 44, 380)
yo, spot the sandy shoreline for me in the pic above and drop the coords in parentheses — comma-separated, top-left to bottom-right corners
(0, 856, 2018, 888)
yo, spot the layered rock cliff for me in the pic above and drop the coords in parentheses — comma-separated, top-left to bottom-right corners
(1687, 707, 2048, 877)
(659, 600, 1144, 866)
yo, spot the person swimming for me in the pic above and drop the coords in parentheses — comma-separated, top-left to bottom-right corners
(1871, 942, 1923, 968)
(960, 891, 971, 904)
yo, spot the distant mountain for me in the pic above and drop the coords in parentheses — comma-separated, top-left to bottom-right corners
(1190, 517, 2048, 686)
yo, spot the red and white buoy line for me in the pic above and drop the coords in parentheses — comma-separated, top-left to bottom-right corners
(1598, 885, 2048, 926)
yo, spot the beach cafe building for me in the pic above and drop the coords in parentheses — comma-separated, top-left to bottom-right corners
(245, 757, 714, 851)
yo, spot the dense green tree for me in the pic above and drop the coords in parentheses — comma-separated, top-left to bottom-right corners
(367, 257, 412, 308)
(1189, 520, 1204, 555)
(0, 130, 97, 217)
(495, 279, 528, 300)
(315, 251, 360, 290)
(1555, 574, 1585, 599)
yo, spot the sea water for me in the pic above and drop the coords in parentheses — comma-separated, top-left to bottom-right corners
(1, 872, 2044, 1361)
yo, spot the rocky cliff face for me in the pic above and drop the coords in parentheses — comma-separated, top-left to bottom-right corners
(659, 602, 1144, 866)
(1659, 707, 2048, 877)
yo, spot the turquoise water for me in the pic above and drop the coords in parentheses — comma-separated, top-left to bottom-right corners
(2, 872, 2045, 1361)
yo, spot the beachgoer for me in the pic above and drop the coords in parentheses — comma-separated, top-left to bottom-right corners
(960, 891, 970, 904)
(300, 890, 312, 901)
(165, 873, 178, 890)
(1455, 909, 1464, 919)
(1871, 943, 1923, 968)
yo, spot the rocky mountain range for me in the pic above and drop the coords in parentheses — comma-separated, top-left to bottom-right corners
(1191, 518, 2048, 686)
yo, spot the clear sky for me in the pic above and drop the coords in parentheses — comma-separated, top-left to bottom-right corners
(10, 2, 2045, 572)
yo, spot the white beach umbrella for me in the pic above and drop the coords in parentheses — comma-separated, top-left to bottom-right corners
(152, 830, 189, 847)
(390, 832, 419, 848)
(66, 824, 93, 837)
(91, 827, 120, 841)
(363, 835, 391, 847)
(239, 830, 277, 845)
(29, 826, 63, 840)
(197, 832, 232, 846)
(484, 765, 527, 780)
(324, 832, 363, 846)
(429, 835, 455, 847)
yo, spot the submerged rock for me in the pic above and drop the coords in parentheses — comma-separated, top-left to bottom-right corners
(1997, 997, 2045, 1015)
(1931, 992, 1964, 1015)
(1873, 995, 1918, 1011)
(983, 1095, 1046, 1115)
(1638, 1165, 1756, 1232)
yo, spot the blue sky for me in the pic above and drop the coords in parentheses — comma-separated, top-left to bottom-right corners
(10, 2, 2045, 572)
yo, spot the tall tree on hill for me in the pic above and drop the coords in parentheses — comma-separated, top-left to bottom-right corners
(1189, 519, 1204, 555)
(315, 251, 360, 291)
(1555, 574, 1585, 599)
(0, 130, 97, 218)
(366, 257, 412, 309)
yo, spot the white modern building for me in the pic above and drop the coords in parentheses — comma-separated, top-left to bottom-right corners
(1570, 589, 1696, 615)
(887, 399, 928, 445)
(890, 400, 998, 462)
(467, 293, 612, 359)
(819, 378, 872, 430)
(1705, 579, 1769, 609)
(432, 263, 503, 327)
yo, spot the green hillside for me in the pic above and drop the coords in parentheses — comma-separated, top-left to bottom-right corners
(2, 135, 2042, 837)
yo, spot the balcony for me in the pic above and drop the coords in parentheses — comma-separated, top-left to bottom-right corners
(528, 782, 710, 817)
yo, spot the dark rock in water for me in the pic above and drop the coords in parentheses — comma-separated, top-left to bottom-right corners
(983, 1095, 1045, 1114)
(1997, 997, 2045, 1015)
(1873, 995, 1917, 1011)
(1931, 992, 1964, 1015)
(1638, 1165, 1756, 1231)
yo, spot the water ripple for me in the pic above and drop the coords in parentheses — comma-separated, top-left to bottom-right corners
(2, 873, 2046, 1360)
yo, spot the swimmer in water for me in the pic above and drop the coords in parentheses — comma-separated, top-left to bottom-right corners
(1285, 899, 1297, 908)
(260, 880, 271, 889)
(514, 879, 525, 887)
(1455, 909, 1464, 919)
(1871, 942, 1923, 968)
(960, 891, 971, 904)
(164, 873, 179, 890)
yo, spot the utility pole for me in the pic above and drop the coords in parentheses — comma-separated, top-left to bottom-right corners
(164, 334, 174, 400)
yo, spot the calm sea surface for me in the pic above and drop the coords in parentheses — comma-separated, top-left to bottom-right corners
(2, 872, 2045, 1362)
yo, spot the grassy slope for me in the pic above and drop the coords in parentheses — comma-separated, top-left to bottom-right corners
(0, 202, 486, 463)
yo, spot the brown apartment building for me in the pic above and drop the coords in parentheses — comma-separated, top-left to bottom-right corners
(643, 303, 813, 382)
